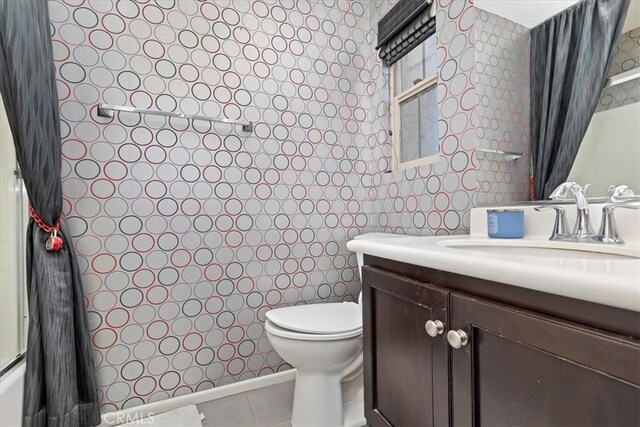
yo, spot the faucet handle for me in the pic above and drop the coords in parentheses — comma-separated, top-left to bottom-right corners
(597, 201, 640, 244)
(534, 205, 570, 240)
(607, 185, 635, 201)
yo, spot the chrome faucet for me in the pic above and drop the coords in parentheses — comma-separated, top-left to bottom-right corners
(537, 182, 638, 244)
(549, 182, 595, 239)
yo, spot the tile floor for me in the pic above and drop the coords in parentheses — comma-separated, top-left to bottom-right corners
(198, 382, 294, 427)
(197, 372, 364, 427)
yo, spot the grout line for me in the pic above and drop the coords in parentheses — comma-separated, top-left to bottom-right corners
(240, 392, 258, 427)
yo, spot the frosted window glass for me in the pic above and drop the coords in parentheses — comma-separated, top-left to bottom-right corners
(418, 84, 439, 158)
(399, 84, 438, 163)
(400, 95, 420, 162)
(398, 35, 437, 93)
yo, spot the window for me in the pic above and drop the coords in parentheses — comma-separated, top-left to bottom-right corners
(390, 35, 439, 171)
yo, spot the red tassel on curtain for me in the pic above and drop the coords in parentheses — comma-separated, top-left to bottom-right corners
(28, 205, 63, 252)
(529, 176, 536, 201)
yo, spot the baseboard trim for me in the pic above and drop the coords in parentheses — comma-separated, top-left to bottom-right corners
(100, 370, 296, 426)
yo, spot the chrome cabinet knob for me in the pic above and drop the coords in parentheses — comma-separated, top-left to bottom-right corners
(447, 329, 469, 349)
(425, 320, 444, 337)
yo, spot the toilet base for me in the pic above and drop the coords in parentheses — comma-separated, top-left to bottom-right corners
(291, 370, 343, 427)
(343, 401, 366, 427)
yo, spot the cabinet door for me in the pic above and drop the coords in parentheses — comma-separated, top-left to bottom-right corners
(449, 293, 640, 426)
(362, 266, 449, 427)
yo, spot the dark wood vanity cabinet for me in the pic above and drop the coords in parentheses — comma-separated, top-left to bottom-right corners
(362, 267, 449, 427)
(449, 293, 640, 426)
(361, 260, 640, 427)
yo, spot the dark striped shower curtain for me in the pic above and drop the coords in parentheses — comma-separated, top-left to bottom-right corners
(530, 0, 630, 199)
(0, 0, 101, 425)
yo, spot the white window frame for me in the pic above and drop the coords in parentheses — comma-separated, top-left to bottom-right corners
(390, 63, 440, 171)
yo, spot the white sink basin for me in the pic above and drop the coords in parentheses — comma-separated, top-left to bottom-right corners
(438, 239, 640, 259)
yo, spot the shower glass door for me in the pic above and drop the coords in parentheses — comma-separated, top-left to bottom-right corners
(0, 93, 28, 372)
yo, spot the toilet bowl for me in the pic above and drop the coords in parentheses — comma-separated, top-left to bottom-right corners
(265, 233, 400, 427)
(265, 303, 363, 427)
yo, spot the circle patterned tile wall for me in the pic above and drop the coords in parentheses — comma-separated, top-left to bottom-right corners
(596, 27, 640, 112)
(473, 9, 530, 205)
(52, 0, 371, 410)
(364, 0, 477, 235)
(50, 0, 478, 410)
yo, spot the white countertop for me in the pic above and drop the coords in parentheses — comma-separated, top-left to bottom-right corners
(347, 205, 640, 312)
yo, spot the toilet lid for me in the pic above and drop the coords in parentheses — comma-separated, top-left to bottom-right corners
(265, 302, 362, 335)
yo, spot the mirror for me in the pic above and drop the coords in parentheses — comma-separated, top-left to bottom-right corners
(474, 0, 640, 205)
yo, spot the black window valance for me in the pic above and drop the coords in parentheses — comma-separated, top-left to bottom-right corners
(376, 0, 436, 66)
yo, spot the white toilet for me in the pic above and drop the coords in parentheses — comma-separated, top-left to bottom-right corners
(265, 233, 398, 427)
(265, 302, 363, 427)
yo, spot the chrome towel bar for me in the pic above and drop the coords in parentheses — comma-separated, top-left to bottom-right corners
(604, 66, 640, 89)
(96, 103, 253, 133)
(477, 148, 527, 161)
